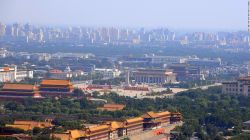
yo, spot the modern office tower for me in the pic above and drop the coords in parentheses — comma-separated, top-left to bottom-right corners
(0, 23, 6, 36)
(13, 23, 21, 37)
(24, 23, 32, 33)
(38, 29, 44, 42)
(5, 25, 14, 37)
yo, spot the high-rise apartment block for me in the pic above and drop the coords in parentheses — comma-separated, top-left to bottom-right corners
(0, 23, 6, 36)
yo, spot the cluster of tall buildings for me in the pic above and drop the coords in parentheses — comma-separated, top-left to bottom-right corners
(0, 22, 249, 46)
(0, 22, 172, 44)
(0, 22, 44, 43)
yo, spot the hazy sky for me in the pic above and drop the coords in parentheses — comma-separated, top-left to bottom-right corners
(0, 0, 248, 31)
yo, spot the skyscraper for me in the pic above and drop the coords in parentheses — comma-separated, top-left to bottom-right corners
(0, 23, 6, 36)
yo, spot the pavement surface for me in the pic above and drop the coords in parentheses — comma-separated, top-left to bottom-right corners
(127, 122, 183, 140)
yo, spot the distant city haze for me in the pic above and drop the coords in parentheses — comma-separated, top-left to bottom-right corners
(0, 0, 247, 31)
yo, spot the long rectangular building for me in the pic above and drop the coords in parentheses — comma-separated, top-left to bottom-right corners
(134, 69, 176, 84)
(124, 117, 144, 135)
(222, 76, 250, 96)
(0, 67, 16, 82)
(0, 66, 33, 82)
(5, 120, 53, 131)
(0, 83, 41, 99)
(52, 111, 182, 140)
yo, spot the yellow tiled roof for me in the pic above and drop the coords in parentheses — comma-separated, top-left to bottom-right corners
(2, 84, 36, 91)
(5, 120, 54, 131)
(52, 133, 70, 140)
(143, 111, 159, 118)
(126, 117, 143, 123)
(157, 111, 171, 117)
(40, 79, 71, 86)
(69, 130, 82, 139)
(106, 121, 124, 130)
(14, 121, 37, 125)
(64, 130, 86, 139)
(5, 124, 31, 131)
(88, 124, 109, 132)
(14, 120, 53, 127)
(103, 104, 125, 108)
(98, 103, 125, 111)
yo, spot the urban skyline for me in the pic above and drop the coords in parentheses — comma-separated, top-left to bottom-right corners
(1, 22, 249, 47)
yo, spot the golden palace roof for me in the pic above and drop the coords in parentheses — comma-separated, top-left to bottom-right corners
(104, 121, 124, 131)
(14, 120, 52, 126)
(40, 79, 72, 86)
(87, 124, 109, 132)
(54, 130, 86, 140)
(14, 121, 36, 125)
(142, 111, 159, 118)
(2, 84, 37, 91)
(52, 133, 70, 140)
(5, 124, 31, 131)
(103, 103, 125, 108)
(5, 120, 54, 131)
(69, 130, 86, 139)
(157, 111, 171, 117)
(126, 117, 143, 123)
(98, 103, 125, 111)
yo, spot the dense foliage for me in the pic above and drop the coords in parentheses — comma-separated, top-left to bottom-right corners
(230, 133, 250, 140)
(1, 86, 250, 139)
(7, 45, 250, 64)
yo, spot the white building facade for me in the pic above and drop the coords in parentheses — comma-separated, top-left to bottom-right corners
(0, 66, 33, 82)
(94, 68, 121, 79)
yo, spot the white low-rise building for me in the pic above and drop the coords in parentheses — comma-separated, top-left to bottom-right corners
(94, 68, 121, 79)
(0, 66, 33, 82)
(48, 66, 85, 80)
(15, 70, 33, 82)
(148, 56, 186, 64)
(0, 67, 16, 82)
(48, 69, 72, 79)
